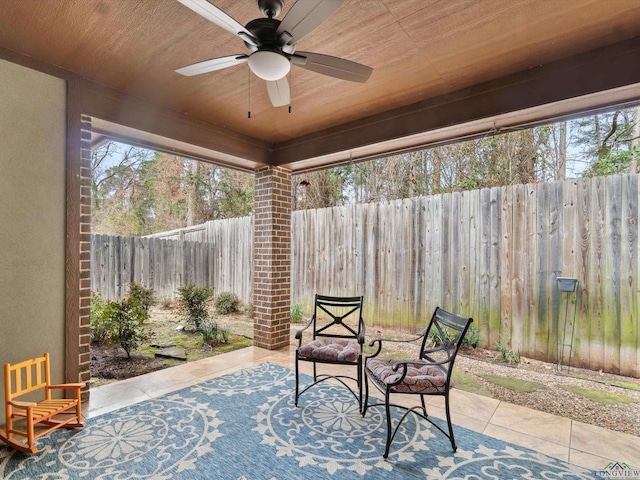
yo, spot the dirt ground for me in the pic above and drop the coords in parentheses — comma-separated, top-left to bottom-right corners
(90, 306, 252, 385)
(90, 306, 640, 437)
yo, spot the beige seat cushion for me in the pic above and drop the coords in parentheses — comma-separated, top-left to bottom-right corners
(298, 338, 361, 362)
(366, 358, 448, 393)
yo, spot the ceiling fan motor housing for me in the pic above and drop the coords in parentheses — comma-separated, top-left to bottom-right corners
(244, 18, 296, 54)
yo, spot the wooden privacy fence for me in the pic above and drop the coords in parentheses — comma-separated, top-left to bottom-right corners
(291, 173, 639, 377)
(91, 173, 640, 377)
(146, 216, 253, 300)
(91, 236, 212, 302)
(91, 215, 252, 302)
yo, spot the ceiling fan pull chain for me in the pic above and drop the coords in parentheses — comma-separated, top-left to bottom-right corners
(248, 65, 251, 119)
(288, 71, 292, 114)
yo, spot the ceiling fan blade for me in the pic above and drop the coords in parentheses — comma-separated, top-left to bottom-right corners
(266, 77, 291, 107)
(177, 0, 258, 45)
(295, 51, 372, 83)
(176, 54, 248, 76)
(276, 0, 343, 43)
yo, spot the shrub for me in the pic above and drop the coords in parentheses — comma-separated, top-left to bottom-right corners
(215, 292, 240, 314)
(176, 284, 212, 330)
(430, 324, 479, 348)
(90, 292, 110, 344)
(496, 336, 521, 365)
(103, 297, 149, 358)
(128, 283, 155, 313)
(200, 319, 219, 345)
(219, 327, 229, 343)
(245, 303, 254, 318)
(200, 319, 230, 345)
(462, 325, 480, 348)
(290, 304, 304, 323)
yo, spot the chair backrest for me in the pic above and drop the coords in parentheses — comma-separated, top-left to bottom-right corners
(312, 294, 365, 342)
(4, 353, 51, 403)
(419, 308, 473, 379)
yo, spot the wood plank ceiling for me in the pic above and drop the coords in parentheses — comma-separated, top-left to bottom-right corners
(1, 0, 640, 171)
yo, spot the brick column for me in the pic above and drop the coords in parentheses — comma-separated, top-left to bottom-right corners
(78, 115, 92, 391)
(253, 166, 291, 349)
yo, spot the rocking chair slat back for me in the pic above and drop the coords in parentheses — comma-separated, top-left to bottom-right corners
(6, 355, 49, 399)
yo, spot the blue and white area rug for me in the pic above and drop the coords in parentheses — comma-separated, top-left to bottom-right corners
(0, 362, 594, 479)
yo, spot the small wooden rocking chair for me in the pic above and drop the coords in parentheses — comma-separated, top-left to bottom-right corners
(0, 353, 85, 453)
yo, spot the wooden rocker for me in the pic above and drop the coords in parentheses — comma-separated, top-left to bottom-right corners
(0, 353, 85, 453)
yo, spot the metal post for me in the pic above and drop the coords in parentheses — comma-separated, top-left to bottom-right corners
(556, 277, 578, 372)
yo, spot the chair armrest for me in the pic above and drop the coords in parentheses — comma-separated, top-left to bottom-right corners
(8, 399, 37, 409)
(48, 383, 86, 390)
(366, 334, 421, 358)
(358, 317, 366, 343)
(391, 358, 451, 370)
(368, 333, 424, 348)
(295, 316, 315, 341)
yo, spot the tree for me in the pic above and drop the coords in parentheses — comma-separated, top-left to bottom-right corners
(573, 109, 639, 177)
(102, 297, 149, 358)
(91, 144, 255, 235)
(91, 142, 155, 235)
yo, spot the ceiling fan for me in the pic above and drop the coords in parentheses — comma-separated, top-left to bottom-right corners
(175, 0, 373, 107)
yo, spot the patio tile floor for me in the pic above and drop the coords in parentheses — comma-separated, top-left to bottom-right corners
(85, 346, 640, 471)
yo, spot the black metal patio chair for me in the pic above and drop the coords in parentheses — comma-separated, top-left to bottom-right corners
(295, 294, 366, 412)
(363, 307, 473, 458)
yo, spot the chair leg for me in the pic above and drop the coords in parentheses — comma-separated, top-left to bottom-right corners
(420, 394, 427, 417)
(357, 362, 363, 414)
(383, 391, 393, 459)
(76, 398, 84, 426)
(26, 412, 35, 451)
(362, 371, 369, 417)
(444, 391, 457, 452)
(295, 354, 300, 407)
(5, 408, 12, 442)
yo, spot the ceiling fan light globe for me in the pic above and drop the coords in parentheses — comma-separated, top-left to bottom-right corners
(248, 50, 290, 81)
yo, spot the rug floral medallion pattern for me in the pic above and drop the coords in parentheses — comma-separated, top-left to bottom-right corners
(0, 363, 596, 479)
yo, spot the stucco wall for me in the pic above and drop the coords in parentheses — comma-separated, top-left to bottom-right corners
(0, 59, 67, 425)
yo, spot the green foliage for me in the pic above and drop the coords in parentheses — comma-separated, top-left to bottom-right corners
(462, 325, 480, 348)
(496, 337, 521, 365)
(200, 319, 229, 345)
(429, 324, 480, 349)
(559, 385, 639, 405)
(200, 319, 219, 345)
(244, 303, 254, 318)
(451, 370, 493, 397)
(215, 291, 240, 314)
(128, 282, 155, 313)
(586, 147, 636, 177)
(91, 290, 150, 356)
(90, 292, 110, 344)
(219, 328, 229, 343)
(290, 304, 304, 323)
(479, 374, 546, 393)
(176, 284, 212, 330)
(102, 297, 150, 358)
(575, 110, 639, 178)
